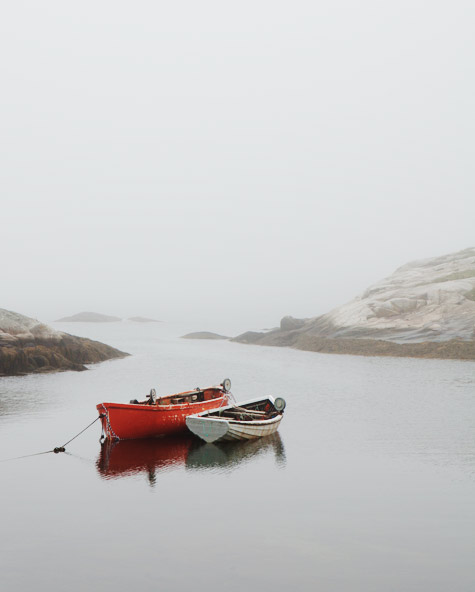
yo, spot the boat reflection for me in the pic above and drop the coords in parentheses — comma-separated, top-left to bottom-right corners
(96, 433, 286, 484)
(186, 432, 286, 471)
(96, 435, 195, 485)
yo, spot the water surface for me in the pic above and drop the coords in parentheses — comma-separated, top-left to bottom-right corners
(1, 322, 474, 591)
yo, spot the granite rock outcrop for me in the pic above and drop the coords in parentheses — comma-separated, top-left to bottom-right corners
(0, 309, 128, 376)
(304, 247, 475, 343)
(233, 248, 475, 360)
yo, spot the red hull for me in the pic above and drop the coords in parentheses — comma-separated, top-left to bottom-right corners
(97, 387, 229, 440)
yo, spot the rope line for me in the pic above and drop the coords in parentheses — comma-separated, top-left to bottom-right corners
(0, 415, 103, 463)
(61, 416, 102, 448)
(0, 449, 55, 463)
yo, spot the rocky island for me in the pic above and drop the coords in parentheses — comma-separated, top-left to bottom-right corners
(0, 309, 129, 376)
(128, 317, 161, 323)
(182, 332, 229, 340)
(234, 248, 475, 361)
(56, 312, 122, 322)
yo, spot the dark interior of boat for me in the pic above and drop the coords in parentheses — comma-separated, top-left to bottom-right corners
(130, 387, 224, 406)
(206, 399, 281, 422)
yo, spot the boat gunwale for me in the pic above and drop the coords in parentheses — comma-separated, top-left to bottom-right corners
(98, 386, 228, 412)
(98, 397, 227, 412)
(190, 414, 283, 426)
(189, 395, 277, 419)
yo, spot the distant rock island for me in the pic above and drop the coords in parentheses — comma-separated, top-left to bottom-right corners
(233, 248, 475, 361)
(56, 312, 122, 322)
(128, 317, 161, 323)
(182, 332, 229, 340)
(0, 309, 129, 376)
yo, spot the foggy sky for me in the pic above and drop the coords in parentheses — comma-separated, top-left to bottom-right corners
(2, 1, 474, 331)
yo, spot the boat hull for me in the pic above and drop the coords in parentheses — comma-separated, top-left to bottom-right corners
(97, 395, 229, 440)
(186, 414, 283, 443)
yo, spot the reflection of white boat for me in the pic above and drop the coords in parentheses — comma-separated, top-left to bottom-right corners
(186, 396, 286, 443)
(185, 432, 286, 470)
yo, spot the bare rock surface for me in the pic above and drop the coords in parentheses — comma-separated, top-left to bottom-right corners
(0, 309, 62, 343)
(280, 316, 308, 331)
(0, 309, 128, 376)
(233, 248, 475, 360)
(306, 247, 475, 343)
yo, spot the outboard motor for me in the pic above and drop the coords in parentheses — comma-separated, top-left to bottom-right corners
(147, 388, 157, 404)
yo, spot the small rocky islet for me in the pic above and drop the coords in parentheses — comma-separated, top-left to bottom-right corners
(181, 332, 230, 340)
(127, 317, 161, 323)
(0, 309, 128, 376)
(56, 311, 122, 322)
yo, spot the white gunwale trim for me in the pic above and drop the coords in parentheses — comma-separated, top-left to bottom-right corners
(189, 395, 276, 419)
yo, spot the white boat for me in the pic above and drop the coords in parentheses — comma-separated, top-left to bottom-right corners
(186, 396, 286, 443)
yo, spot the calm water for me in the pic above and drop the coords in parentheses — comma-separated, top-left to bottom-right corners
(1, 322, 474, 591)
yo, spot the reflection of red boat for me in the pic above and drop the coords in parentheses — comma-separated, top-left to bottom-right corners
(97, 379, 231, 440)
(97, 436, 195, 482)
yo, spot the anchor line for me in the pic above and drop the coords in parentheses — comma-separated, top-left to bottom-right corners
(60, 415, 102, 448)
(0, 415, 104, 463)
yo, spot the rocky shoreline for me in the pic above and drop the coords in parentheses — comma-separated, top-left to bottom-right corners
(232, 330, 475, 361)
(0, 309, 129, 377)
(233, 248, 475, 361)
(0, 335, 129, 376)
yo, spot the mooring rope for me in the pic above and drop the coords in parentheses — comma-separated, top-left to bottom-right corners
(0, 415, 103, 463)
(60, 416, 102, 448)
(0, 449, 57, 463)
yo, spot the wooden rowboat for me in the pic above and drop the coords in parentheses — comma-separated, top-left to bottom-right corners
(97, 379, 231, 440)
(186, 395, 286, 443)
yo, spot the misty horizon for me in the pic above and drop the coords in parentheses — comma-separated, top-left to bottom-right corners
(2, 2, 474, 330)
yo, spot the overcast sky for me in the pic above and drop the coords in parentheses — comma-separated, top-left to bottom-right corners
(1, 1, 474, 329)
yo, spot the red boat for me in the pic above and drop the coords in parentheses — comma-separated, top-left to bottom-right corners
(97, 379, 231, 440)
